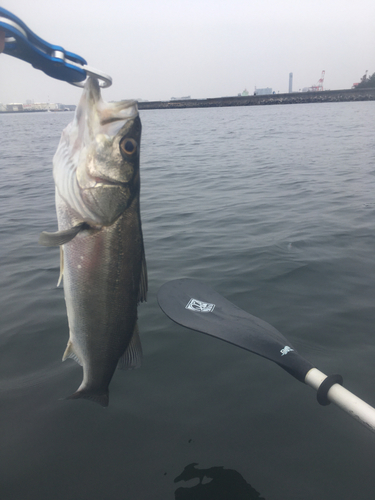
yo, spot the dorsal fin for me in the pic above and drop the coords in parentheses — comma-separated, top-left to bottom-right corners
(117, 323, 143, 370)
(138, 250, 148, 303)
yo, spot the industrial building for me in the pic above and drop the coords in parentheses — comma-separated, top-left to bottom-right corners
(254, 87, 273, 95)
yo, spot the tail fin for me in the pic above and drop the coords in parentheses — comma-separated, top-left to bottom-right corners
(66, 389, 109, 407)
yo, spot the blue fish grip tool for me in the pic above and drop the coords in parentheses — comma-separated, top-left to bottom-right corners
(0, 7, 112, 88)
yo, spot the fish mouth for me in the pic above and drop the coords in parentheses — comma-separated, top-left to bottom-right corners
(85, 77, 138, 135)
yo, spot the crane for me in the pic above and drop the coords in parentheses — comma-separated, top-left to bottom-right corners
(361, 70, 368, 83)
(309, 70, 325, 91)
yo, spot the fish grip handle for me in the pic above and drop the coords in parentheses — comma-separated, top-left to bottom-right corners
(0, 6, 112, 87)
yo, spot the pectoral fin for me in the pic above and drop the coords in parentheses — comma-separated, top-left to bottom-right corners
(118, 323, 143, 370)
(38, 222, 88, 247)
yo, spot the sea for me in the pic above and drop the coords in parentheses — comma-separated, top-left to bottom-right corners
(0, 100, 374, 500)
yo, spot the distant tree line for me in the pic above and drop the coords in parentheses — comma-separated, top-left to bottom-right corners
(356, 71, 375, 88)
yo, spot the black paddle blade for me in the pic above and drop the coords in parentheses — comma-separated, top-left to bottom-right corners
(158, 278, 314, 382)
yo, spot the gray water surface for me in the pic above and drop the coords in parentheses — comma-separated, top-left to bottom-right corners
(0, 101, 375, 500)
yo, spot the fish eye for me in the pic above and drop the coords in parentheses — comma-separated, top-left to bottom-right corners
(120, 138, 137, 156)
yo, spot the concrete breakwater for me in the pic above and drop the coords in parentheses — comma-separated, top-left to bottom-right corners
(138, 87, 375, 110)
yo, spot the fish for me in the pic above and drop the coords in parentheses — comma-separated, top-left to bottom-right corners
(39, 77, 147, 407)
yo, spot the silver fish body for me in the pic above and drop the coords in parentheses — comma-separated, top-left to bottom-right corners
(43, 78, 147, 406)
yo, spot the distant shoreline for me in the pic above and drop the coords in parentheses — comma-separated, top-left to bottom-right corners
(0, 109, 72, 114)
(0, 109, 49, 114)
(138, 88, 375, 110)
(1, 88, 374, 114)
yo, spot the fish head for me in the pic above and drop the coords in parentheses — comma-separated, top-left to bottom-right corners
(53, 77, 142, 226)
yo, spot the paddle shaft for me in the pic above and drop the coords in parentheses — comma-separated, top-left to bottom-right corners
(305, 368, 375, 433)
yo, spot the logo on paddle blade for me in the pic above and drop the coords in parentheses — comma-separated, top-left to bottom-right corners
(186, 298, 215, 313)
(280, 346, 294, 356)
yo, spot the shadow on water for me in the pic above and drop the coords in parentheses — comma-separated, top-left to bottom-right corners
(174, 463, 265, 500)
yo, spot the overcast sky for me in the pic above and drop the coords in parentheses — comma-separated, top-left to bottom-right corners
(1, 0, 374, 104)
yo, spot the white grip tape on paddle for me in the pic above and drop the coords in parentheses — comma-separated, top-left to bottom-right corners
(305, 368, 375, 433)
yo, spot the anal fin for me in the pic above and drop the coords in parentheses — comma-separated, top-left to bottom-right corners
(118, 323, 143, 370)
(62, 340, 83, 366)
